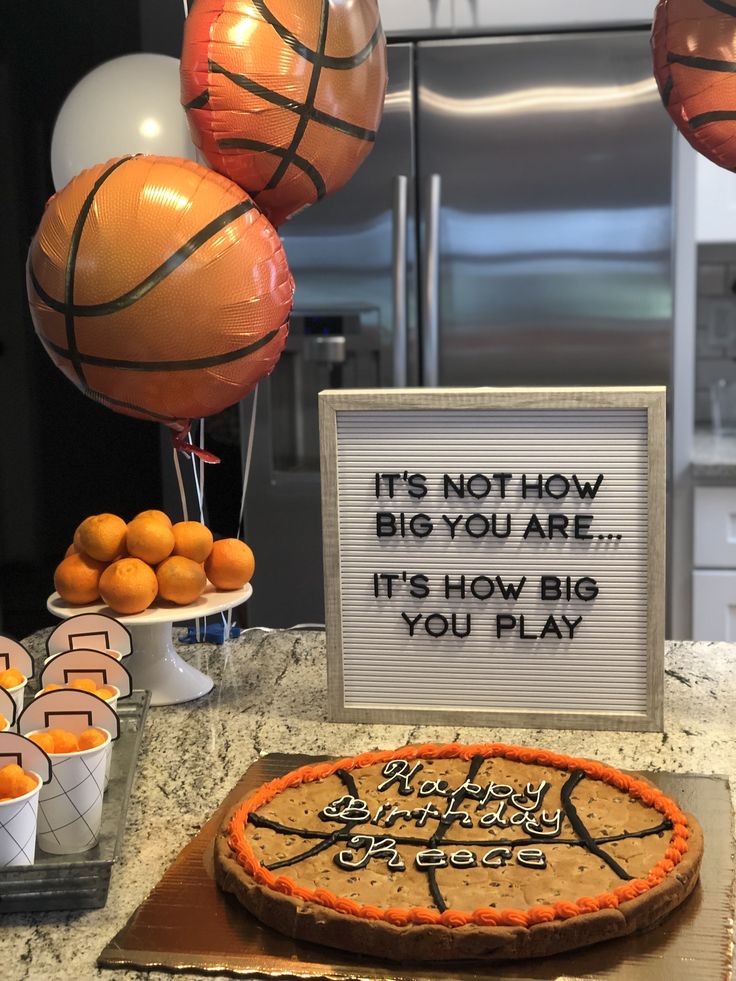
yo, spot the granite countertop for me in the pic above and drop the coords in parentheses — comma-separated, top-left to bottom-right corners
(4, 629, 736, 980)
(692, 427, 736, 482)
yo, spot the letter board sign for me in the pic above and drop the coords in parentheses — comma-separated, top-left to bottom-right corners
(319, 388, 665, 731)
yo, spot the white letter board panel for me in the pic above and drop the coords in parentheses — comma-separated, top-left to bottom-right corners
(320, 389, 665, 732)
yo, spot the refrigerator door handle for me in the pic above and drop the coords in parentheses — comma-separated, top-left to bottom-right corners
(422, 173, 442, 386)
(392, 175, 409, 387)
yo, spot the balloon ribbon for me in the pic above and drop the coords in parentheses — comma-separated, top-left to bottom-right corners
(171, 424, 220, 464)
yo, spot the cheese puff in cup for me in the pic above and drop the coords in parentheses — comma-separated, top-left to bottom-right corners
(0, 733, 52, 867)
(0, 765, 42, 866)
(73, 684, 119, 791)
(72, 681, 119, 710)
(0, 686, 16, 733)
(101, 649, 125, 661)
(18, 689, 119, 854)
(35, 683, 120, 790)
(29, 726, 111, 854)
(0, 668, 27, 719)
(37, 652, 129, 796)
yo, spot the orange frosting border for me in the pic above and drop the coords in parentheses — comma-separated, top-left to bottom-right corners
(227, 743, 690, 930)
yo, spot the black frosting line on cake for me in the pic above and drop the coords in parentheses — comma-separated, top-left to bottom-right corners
(250, 813, 335, 838)
(336, 768, 360, 799)
(560, 769, 634, 881)
(425, 866, 446, 912)
(426, 755, 485, 913)
(263, 828, 344, 871)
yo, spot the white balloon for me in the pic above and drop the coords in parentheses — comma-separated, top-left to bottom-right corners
(50, 53, 197, 190)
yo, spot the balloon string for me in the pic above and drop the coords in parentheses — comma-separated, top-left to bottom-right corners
(227, 387, 259, 639)
(194, 418, 225, 643)
(173, 439, 198, 677)
(237, 387, 258, 540)
(199, 418, 206, 520)
(182, 0, 189, 17)
(188, 429, 207, 641)
(189, 430, 204, 520)
(172, 443, 189, 522)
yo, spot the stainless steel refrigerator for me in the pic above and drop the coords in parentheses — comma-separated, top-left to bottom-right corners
(243, 28, 675, 627)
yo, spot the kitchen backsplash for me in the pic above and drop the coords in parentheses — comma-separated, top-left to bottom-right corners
(696, 243, 736, 425)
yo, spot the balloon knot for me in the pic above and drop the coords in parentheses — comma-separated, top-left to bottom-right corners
(171, 424, 220, 464)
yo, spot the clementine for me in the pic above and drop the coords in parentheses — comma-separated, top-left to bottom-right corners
(75, 513, 127, 562)
(204, 538, 255, 590)
(126, 516, 175, 565)
(156, 555, 207, 604)
(134, 509, 173, 528)
(54, 552, 106, 605)
(99, 557, 158, 614)
(172, 520, 213, 563)
(72, 525, 84, 553)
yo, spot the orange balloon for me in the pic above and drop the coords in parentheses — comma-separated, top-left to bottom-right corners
(652, 0, 736, 169)
(180, 0, 387, 226)
(26, 156, 293, 428)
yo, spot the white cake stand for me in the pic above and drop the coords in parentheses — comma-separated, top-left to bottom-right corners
(47, 583, 252, 706)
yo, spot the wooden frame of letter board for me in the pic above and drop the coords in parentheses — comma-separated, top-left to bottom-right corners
(319, 387, 666, 732)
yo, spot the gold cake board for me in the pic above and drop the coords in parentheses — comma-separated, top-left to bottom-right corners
(99, 754, 735, 980)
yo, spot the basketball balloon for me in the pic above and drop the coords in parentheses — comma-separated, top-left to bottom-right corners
(180, 0, 387, 226)
(27, 156, 293, 434)
(653, 0, 736, 169)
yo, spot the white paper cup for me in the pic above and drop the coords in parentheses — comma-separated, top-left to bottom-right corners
(98, 685, 120, 712)
(0, 771, 42, 867)
(4, 678, 27, 721)
(97, 688, 118, 791)
(34, 729, 111, 854)
(33, 687, 119, 791)
(102, 649, 125, 661)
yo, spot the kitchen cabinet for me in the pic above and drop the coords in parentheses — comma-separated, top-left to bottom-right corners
(692, 485, 736, 639)
(692, 570, 736, 641)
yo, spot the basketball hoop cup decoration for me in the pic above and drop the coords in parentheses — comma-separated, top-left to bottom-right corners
(180, 0, 388, 226)
(652, 0, 736, 169)
(26, 155, 293, 455)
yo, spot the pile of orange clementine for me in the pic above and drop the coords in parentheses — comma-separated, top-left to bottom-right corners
(54, 510, 254, 614)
